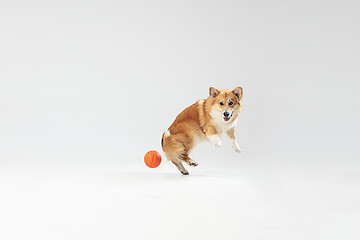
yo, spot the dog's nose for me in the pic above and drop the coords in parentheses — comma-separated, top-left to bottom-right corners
(223, 112, 230, 118)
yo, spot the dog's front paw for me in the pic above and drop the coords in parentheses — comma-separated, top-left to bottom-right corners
(214, 139, 222, 148)
(208, 135, 222, 148)
(232, 142, 242, 153)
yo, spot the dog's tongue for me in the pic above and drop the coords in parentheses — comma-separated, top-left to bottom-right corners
(224, 117, 230, 121)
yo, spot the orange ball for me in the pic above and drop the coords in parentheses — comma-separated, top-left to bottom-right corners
(144, 150, 162, 168)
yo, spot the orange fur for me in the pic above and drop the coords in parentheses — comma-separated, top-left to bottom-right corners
(162, 87, 243, 175)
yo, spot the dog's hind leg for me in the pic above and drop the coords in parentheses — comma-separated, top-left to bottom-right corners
(171, 160, 189, 175)
(163, 133, 196, 175)
(179, 153, 198, 167)
(164, 150, 189, 175)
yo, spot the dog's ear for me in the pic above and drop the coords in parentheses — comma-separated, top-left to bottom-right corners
(209, 87, 220, 98)
(232, 87, 243, 99)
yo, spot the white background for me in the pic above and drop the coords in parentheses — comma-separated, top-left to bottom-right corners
(0, 0, 359, 239)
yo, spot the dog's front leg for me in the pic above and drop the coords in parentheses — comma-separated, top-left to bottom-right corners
(226, 127, 241, 153)
(205, 126, 222, 147)
(208, 134, 222, 147)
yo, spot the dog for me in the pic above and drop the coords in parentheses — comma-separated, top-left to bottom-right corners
(161, 87, 243, 175)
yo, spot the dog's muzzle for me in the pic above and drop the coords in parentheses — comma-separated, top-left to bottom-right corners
(223, 111, 232, 121)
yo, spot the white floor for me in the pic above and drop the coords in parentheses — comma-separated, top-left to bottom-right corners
(0, 158, 358, 240)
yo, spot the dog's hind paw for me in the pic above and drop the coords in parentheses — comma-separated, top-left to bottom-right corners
(188, 159, 198, 167)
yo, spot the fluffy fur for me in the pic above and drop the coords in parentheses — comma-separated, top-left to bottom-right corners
(161, 87, 243, 175)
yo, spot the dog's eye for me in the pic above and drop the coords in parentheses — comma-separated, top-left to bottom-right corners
(229, 101, 233, 106)
(219, 102, 224, 106)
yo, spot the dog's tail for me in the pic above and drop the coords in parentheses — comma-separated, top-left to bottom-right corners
(161, 129, 170, 151)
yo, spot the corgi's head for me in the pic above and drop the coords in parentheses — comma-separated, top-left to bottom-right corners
(208, 87, 243, 122)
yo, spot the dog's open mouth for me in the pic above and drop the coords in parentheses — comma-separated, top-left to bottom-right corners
(223, 113, 232, 122)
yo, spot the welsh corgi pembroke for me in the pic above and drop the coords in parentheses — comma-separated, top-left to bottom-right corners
(161, 87, 243, 175)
